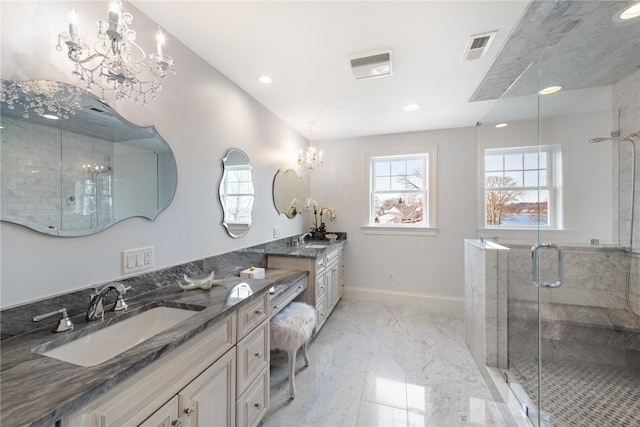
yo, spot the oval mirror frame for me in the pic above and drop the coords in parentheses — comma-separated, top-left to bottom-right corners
(219, 148, 254, 238)
(0, 80, 178, 236)
(272, 169, 305, 218)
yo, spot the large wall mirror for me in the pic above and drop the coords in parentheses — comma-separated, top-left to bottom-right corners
(0, 80, 177, 236)
(219, 148, 254, 238)
(273, 169, 305, 218)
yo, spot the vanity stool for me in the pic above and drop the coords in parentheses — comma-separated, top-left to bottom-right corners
(270, 302, 316, 399)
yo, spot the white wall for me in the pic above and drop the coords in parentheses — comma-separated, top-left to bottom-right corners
(0, 1, 307, 308)
(311, 127, 477, 302)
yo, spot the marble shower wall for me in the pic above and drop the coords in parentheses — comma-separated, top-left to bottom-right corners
(504, 243, 628, 312)
(464, 239, 508, 369)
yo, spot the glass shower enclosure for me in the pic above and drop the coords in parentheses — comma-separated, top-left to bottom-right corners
(475, 1, 639, 425)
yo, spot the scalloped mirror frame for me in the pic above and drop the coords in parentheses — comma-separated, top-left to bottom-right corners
(0, 80, 177, 237)
(273, 169, 305, 218)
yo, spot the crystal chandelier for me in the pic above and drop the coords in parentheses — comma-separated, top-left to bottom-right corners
(56, 0, 175, 104)
(298, 123, 324, 174)
(0, 80, 83, 119)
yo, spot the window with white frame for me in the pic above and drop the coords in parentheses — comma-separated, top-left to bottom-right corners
(483, 145, 561, 228)
(364, 147, 437, 233)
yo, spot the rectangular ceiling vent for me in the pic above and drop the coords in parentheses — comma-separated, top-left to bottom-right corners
(350, 51, 392, 80)
(463, 30, 498, 61)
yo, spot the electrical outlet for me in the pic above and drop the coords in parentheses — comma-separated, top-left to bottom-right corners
(122, 246, 154, 274)
(143, 246, 153, 266)
(388, 271, 394, 281)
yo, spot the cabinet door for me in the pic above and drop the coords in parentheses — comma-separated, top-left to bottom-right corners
(139, 396, 178, 427)
(178, 349, 236, 427)
(327, 260, 340, 310)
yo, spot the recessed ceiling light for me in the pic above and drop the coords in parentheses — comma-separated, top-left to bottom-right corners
(615, 1, 640, 21)
(42, 114, 60, 120)
(258, 75, 272, 84)
(539, 85, 562, 95)
(403, 104, 420, 112)
(495, 123, 508, 128)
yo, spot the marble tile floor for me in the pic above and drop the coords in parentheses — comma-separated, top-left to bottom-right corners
(260, 299, 515, 427)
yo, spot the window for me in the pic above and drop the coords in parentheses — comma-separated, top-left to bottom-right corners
(364, 147, 437, 234)
(483, 145, 561, 228)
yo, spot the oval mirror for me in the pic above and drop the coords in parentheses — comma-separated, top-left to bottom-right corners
(0, 80, 177, 236)
(273, 169, 305, 218)
(219, 149, 254, 238)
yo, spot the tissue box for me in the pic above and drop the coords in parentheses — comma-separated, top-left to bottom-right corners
(240, 267, 265, 279)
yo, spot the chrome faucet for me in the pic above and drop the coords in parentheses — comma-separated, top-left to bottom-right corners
(298, 232, 312, 246)
(86, 282, 130, 321)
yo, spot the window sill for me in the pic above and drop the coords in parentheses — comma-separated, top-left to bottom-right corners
(361, 225, 438, 236)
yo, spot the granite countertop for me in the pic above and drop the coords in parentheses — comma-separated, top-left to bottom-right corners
(266, 239, 346, 259)
(0, 269, 307, 427)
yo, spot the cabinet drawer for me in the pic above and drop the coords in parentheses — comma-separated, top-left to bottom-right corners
(237, 293, 269, 338)
(315, 296, 327, 328)
(314, 255, 326, 273)
(326, 248, 340, 265)
(236, 365, 269, 427)
(314, 274, 326, 301)
(271, 280, 306, 315)
(237, 321, 269, 396)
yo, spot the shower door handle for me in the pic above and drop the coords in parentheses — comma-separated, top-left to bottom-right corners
(531, 243, 564, 288)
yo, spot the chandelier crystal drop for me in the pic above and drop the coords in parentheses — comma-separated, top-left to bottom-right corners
(298, 123, 324, 174)
(0, 80, 84, 119)
(56, 0, 175, 104)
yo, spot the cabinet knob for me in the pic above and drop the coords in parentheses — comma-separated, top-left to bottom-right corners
(273, 305, 280, 310)
(254, 402, 264, 409)
(254, 309, 264, 315)
(254, 351, 263, 358)
(171, 419, 182, 427)
(184, 407, 194, 416)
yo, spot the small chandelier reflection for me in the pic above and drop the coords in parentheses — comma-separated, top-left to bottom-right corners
(0, 80, 83, 119)
(298, 122, 324, 174)
(56, 0, 175, 104)
(83, 163, 112, 174)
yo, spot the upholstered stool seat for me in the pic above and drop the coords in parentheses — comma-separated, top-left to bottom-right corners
(270, 302, 316, 399)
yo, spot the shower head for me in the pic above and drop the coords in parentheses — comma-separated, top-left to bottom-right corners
(588, 137, 612, 143)
(589, 132, 639, 144)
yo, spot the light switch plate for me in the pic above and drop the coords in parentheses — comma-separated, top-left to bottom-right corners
(122, 246, 154, 274)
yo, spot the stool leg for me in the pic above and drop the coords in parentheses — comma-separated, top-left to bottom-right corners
(302, 341, 310, 367)
(288, 349, 297, 399)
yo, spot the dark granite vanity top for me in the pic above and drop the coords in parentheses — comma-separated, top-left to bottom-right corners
(266, 238, 346, 259)
(0, 269, 307, 427)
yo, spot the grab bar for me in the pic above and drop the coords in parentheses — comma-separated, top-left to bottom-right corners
(531, 242, 564, 288)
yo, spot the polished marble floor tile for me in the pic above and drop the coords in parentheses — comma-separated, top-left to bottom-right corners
(260, 299, 511, 427)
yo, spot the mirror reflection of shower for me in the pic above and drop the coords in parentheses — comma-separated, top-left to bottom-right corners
(73, 160, 113, 229)
(589, 131, 639, 317)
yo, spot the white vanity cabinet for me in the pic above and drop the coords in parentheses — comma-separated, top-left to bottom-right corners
(268, 244, 344, 333)
(61, 291, 272, 427)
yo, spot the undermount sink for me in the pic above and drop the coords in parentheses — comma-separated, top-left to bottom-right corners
(32, 304, 202, 367)
(303, 244, 329, 249)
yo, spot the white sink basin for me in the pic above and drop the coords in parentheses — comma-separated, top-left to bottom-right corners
(304, 244, 328, 249)
(35, 306, 199, 367)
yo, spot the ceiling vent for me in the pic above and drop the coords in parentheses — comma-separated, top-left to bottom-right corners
(350, 51, 392, 80)
(463, 31, 498, 61)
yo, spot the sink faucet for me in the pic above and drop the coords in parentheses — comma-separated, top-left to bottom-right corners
(86, 282, 130, 321)
(298, 232, 312, 246)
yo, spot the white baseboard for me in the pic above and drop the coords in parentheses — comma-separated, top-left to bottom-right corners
(343, 286, 464, 313)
